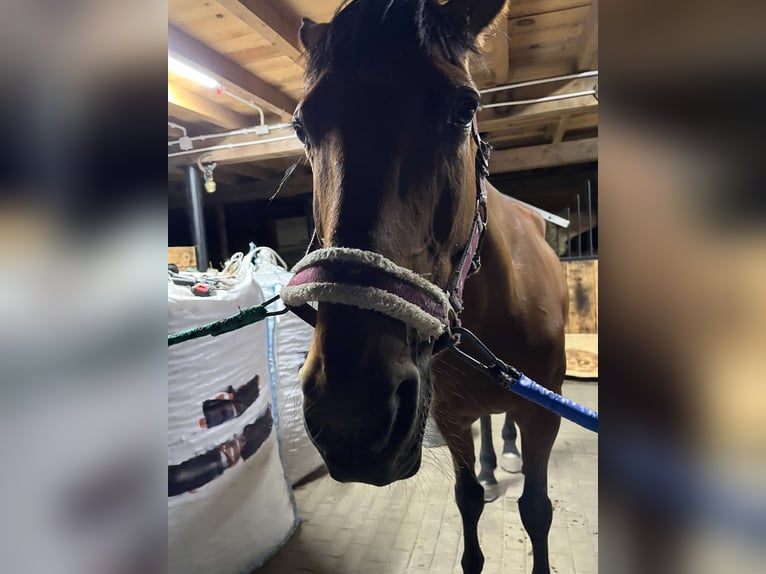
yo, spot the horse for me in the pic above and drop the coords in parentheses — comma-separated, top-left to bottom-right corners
(289, 1, 568, 572)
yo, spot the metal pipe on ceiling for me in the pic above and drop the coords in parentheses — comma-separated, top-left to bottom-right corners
(168, 123, 292, 148)
(168, 134, 299, 159)
(218, 86, 266, 126)
(481, 90, 597, 110)
(480, 70, 599, 95)
(168, 121, 188, 137)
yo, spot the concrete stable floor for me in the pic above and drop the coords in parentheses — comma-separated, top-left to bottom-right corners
(259, 381, 598, 574)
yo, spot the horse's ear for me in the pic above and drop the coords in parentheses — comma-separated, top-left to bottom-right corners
(444, 0, 508, 37)
(299, 18, 329, 52)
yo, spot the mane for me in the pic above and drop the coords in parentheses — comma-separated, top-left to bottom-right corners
(306, 0, 479, 79)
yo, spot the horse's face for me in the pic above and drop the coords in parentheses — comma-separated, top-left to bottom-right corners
(295, 0, 506, 485)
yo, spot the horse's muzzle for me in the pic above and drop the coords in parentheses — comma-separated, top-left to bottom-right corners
(302, 369, 424, 486)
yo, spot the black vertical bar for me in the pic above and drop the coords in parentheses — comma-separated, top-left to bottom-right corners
(576, 193, 582, 257)
(565, 206, 571, 258)
(214, 204, 229, 264)
(587, 179, 594, 256)
(556, 221, 560, 258)
(186, 164, 208, 272)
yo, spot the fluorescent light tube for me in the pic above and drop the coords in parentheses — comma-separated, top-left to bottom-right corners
(168, 56, 219, 89)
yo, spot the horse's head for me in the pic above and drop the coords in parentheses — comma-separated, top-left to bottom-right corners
(295, 0, 506, 485)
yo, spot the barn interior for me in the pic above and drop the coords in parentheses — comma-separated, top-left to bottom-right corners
(167, 1, 598, 573)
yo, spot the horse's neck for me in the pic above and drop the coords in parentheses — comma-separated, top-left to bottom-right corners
(478, 184, 516, 279)
(470, 182, 568, 332)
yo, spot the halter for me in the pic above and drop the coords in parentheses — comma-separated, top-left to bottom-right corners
(280, 118, 491, 340)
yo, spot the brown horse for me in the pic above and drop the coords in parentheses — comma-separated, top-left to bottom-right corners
(293, 1, 568, 572)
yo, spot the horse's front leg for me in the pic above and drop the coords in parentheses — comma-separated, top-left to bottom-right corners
(437, 415, 485, 574)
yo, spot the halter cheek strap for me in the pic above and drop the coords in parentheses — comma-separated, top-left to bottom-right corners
(281, 119, 491, 337)
(447, 117, 489, 314)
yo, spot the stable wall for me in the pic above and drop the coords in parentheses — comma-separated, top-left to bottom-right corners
(563, 259, 598, 378)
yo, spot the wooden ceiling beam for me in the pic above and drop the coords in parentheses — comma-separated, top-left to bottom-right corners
(489, 137, 598, 173)
(552, 116, 569, 143)
(168, 84, 251, 129)
(507, 0, 592, 19)
(575, 0, 598, 71)
(168, 25, 297, 120)
(218, 0, 304, 66)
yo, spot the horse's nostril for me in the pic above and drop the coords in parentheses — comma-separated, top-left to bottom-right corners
(394, 376, 419, 435)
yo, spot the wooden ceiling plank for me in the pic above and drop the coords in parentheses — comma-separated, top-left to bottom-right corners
(507, 0, 591, 19)
(484, 18, 509, 85)
(218, 0, 304, 66)
(575, 0, 598, 70)
(508, 5, 590, 34)
(225, 45, 282, 63)
(168, 84, 251, 129)
(510, 39, 578, 64)
(168, 24, 297, 119)
(564, 111, 599, 131)
(489, 137, 597, 173)
(509, 22, 583, 48)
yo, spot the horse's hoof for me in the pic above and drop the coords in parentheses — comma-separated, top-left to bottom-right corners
(480, 481, 500, 502)
(500, 452, 522, 473)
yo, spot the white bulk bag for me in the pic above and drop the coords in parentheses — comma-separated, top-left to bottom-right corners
(252, 247, 325, 485)
(168, 252, 298, 574)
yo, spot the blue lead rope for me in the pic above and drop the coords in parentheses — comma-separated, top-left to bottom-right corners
(446, 325, 598, 433)
(509, 374, 599, 433)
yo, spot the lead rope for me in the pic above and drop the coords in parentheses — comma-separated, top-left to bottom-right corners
(447, 326, 599, 432)
(168, 295, 289, 346)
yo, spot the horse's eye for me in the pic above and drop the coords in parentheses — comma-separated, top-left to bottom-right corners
(292, 119, 309, 146)
(450, 93, 479, 128)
